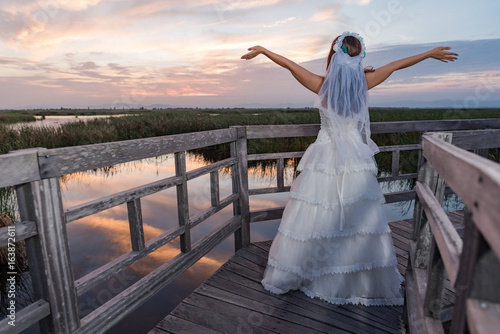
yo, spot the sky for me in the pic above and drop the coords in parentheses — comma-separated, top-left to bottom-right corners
(0, 0, 499, 109)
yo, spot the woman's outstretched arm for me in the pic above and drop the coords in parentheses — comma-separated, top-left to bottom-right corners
(241, 46, 324, 94)
(365, 46, 458, 90)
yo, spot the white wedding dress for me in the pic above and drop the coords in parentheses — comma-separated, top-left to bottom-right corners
(262, 32, 404, 306)
(261, 107, 405, 306)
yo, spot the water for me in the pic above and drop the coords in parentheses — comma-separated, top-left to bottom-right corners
(10, 115, 131, 129)
(3, 151, 463, 334)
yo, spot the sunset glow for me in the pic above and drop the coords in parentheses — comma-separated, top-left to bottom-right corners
(1, 0, 499, 108)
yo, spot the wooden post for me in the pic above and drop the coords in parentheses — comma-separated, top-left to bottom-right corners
(210, 171, 220, 207)
(175, 151, 191, 253)
(231, 126, 250, 251)
(450, 210, 481, 333)
(423, 238, 446, 319)
(127, 199, 145, 251)
(391, 149, 400, 177)
(474, 148, 489, 159)
(413, 132, 452, 269)
(277, 158, 285, 189)
(405, 132, 452, 329)
(16, 179, 80, 333)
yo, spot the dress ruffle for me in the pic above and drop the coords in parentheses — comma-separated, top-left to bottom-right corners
(261, 125, 404, 306)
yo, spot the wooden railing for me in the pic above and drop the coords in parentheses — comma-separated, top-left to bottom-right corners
(0, 128, 249, 334)
(404, 129, 500, 333)
(247, 119, 500, 223)
(0, 118, 499, 333)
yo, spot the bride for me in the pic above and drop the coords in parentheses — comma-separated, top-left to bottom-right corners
(241, 31, 457, 306)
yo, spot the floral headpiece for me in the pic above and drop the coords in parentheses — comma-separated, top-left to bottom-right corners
(333, 31, 366, 58)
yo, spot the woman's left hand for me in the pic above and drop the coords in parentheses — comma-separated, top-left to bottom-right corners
(428, 47, 458, 63)
(241, 46, 267, 60)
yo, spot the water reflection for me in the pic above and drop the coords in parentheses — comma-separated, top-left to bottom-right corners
(60, 152, 292, 334)
(10, 115, 132, 130)
(2, 151, 459, 334)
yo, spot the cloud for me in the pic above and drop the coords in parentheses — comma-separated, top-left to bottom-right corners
(1, 0, 499, 109)
(309, 7, 340, 22)
(72, 61, 99, 71)
(263, 17, 297, 28)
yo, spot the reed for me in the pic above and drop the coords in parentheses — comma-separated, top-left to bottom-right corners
(0, 186, 31, 315)
(1, 108, 499, 172)
(0, 111, 36, 124)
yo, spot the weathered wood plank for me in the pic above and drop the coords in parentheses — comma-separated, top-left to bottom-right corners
(234, 242, 404, 327)
(154, 315, 224, 334)
(38, 128, 238, 178)
(175, 152, 191, 253)
(405, 268, 444, 333)
(208, 266, 399, 334)
(206, 272, 399, 334)
(250, 207, 285, 223)
(0, 148, 43, 188)
(15, 184, 53, 333)
(186, 157, 238, 181)
(422, 133, 500, 259)
(424, 238, 446, 319)
(16, 179, 80, 332)
(248, 186, 291, 196)
(378, 144, 421, 152)
(416, 182, 463, 285)
(189, 193, 239, 229)
(76, 216, 241, 334)
(0, 299, 50, 334)
(76, 225, 185, 295)
(127, 198, 145, 251)
(377, 173, 418, 183)
(233, 127, 250, 251)
(194, 285, 354, 334)
(384, 190, 416, 203)
(371, 118, 500, 134)
(246, 124, 320, 139)
(247, 151, 304, 161)
(414, 132, 452, 270)
(0, 220, 37, 247)
(451, 129, 500, 150)
(65, 157, 237, 224)
(244, 119, 500, 139)
(210, 171, 220, 207)
(172, 298, 278, 334)
(65, 174, 183, 223)
(450, 210, 479, 333)
(469, 242, 500, 303)
(466, 299, 500, 334)
(277, 158, 284, 188)
(391, 149, 400, 177)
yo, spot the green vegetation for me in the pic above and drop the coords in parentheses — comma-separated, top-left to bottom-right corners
(1, 108, 499, 171)
(0, 111, 36, 124)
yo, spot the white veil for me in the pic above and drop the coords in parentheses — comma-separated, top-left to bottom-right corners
(314, 31, 378, 163)
(313, 31, 379, 230)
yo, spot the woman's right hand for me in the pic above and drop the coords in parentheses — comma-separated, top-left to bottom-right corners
(241, 46, 267, 60)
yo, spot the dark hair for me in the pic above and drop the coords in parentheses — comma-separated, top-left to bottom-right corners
(326, 35, 363, 69)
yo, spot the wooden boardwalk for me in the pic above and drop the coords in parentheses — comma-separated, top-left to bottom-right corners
(150, 211, 465, 334)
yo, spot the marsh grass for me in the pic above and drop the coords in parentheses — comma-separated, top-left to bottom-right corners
(1, 108, 499, 173)
(0, 111, 35, 124)
(0, 186, 31, 316)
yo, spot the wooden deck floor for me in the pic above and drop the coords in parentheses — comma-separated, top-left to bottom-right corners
(150, 211, 465, 334)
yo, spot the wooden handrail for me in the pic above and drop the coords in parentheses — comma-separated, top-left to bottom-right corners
(422, 134, 500, 259)
(416, 181, 463, 285)
(406, 130, 500, 333)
